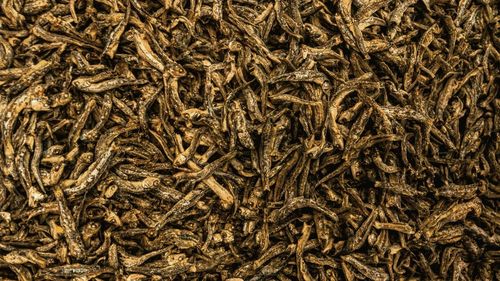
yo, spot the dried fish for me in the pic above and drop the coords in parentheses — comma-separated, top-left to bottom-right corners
(64, 144, 115, 197)
(72, 76, 147, 93)
(342, 254, 389, 281)
(268, 197, 339, 223)
(54, 185, 86, 260)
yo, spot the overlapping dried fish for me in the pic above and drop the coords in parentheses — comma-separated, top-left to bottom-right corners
(0, 0, 498, 280)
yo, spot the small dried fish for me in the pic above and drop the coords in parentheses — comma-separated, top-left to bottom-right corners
(54, 185, 86, 260)
(345, 207, 378, 252)
(64, 144, 115, 197)
(341, 255, 389, 281)
(102, 1, 131, 59)
(268, 197, 339, 223)
(152, 188, 208, 233)
(72, 76, 147, 93)
(114, 176, 161, 194)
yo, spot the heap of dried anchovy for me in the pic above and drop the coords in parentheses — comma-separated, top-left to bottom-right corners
(1, 0, 499, 280)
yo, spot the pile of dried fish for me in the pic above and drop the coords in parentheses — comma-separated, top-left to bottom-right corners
(1, 0, 499, 280)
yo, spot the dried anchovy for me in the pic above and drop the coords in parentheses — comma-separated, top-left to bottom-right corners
(53, 185, 86, 260)
(268, 197, 339, 223)
(64, 144, 115, 197)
